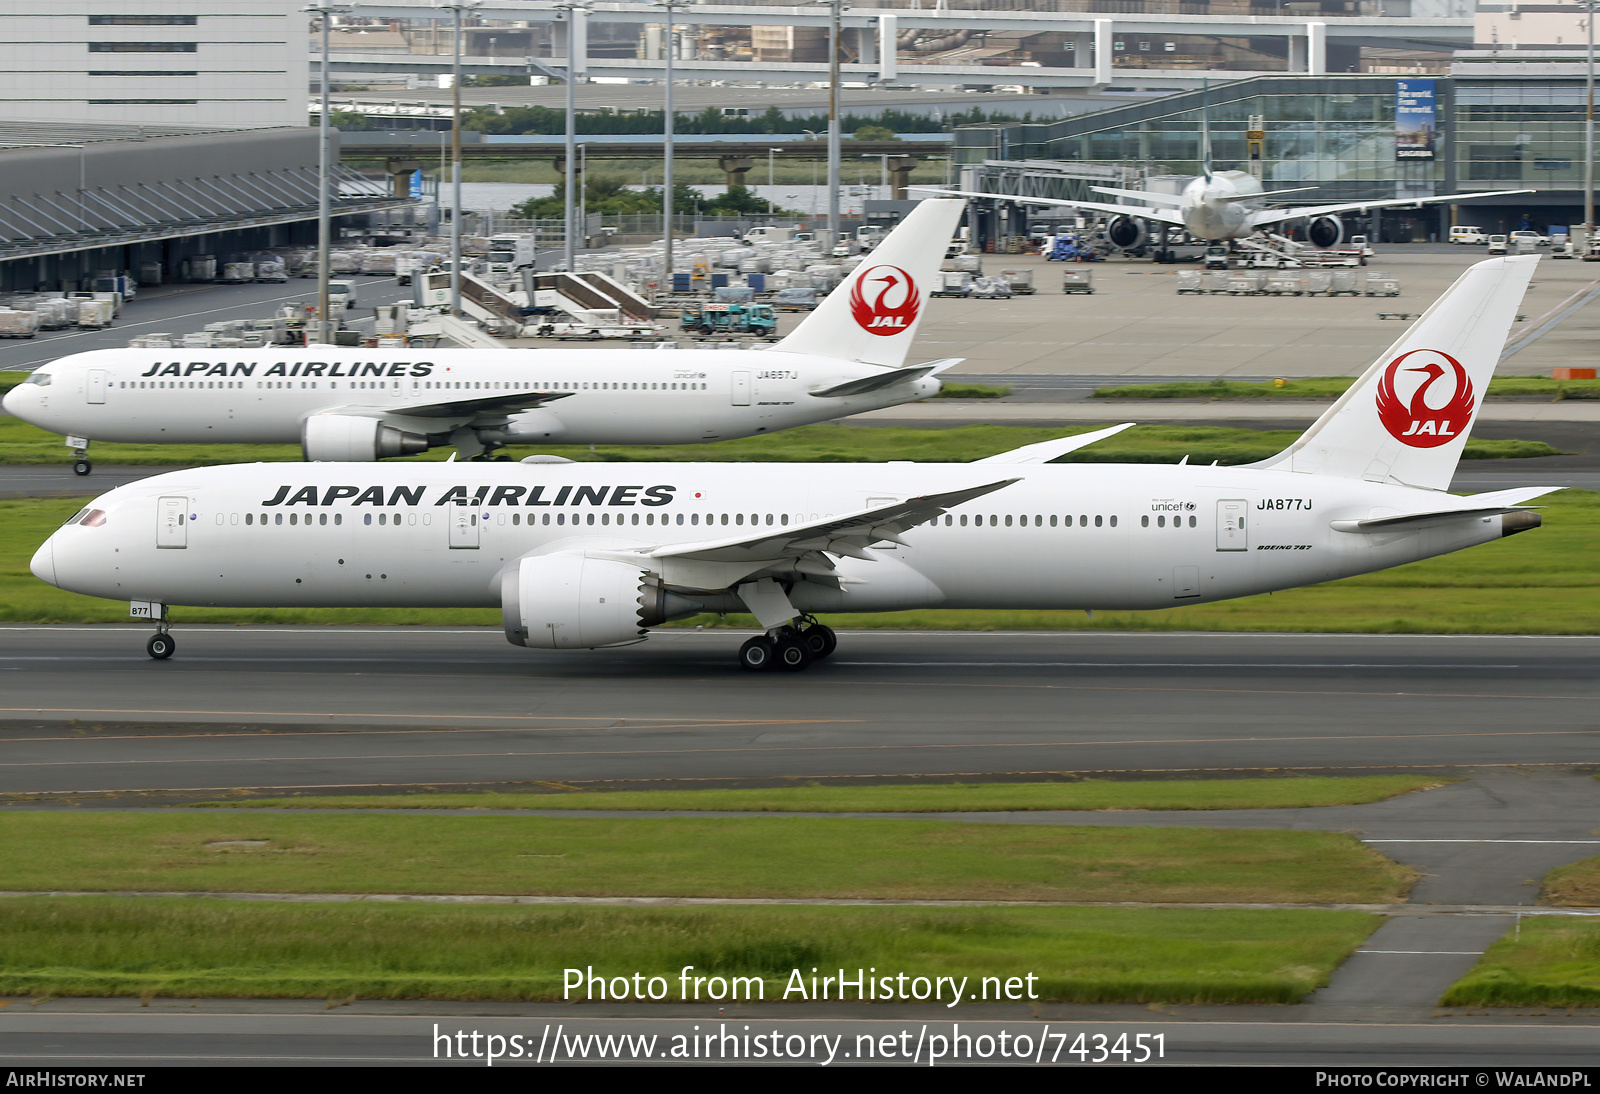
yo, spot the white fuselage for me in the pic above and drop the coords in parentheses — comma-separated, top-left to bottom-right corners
(35, 461, 1510, 617)
(1179, 171, 1262, 242)
(1, 346, 939, 448)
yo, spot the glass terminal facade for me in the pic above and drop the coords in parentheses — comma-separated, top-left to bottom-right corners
(955, 74, 1590, 239)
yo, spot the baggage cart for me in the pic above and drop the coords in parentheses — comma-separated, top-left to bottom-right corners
(0, 308, 39, 337)
(1204, 271, 1232, 294)
(1175, 270, 1204, 294)
(1062, 269, 1094, 294)
(1364, 277, 1400, 297)
(999, 269, 1035, 295)
(1303, 271, 1332, 295)
(1329, 271, 1360, 296)
(931, 271, 972, 298)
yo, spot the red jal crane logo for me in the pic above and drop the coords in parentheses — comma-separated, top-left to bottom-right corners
(849, 265, 919, 336)
(1375, 349, 1476, 448)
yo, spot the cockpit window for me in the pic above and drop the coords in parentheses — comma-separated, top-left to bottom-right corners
(24, 372, 51, 386)
(63, 508, 89, 527)
(80, 509, 107, 527)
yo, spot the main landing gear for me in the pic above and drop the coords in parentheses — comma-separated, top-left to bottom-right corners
(738, 616, 836, 673)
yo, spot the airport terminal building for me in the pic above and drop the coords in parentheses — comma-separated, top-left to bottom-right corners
(954, 63, 1595, 243)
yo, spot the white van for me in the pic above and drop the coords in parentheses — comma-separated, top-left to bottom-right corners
(1449, 226, 1486, 245)
(1485, 234, 1509, 255)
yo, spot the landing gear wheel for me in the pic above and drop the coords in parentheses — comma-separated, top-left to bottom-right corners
(773, 636, 813, 672)
(146, 633, 175, 660)
(801, 624, 837, 660)
(73, 459, 92, 476)
(739, 636, 776, 672)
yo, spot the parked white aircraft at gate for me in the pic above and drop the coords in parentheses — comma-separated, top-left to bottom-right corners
(928, 175, 1533, 250)
(2, 199, 966, 475)
(32, 257, 1552, 672)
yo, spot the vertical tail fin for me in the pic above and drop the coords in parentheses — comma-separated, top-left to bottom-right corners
(1250, 255, 1537, 491)
(771, 197, 965, 368)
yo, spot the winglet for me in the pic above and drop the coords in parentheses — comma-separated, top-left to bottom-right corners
(974, 423, 1136, 466)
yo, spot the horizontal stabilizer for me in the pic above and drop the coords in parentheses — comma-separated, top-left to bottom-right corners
(808, 358, 961, 399)
(974, 423, 1136, 465)
(1220, 185, 1320, 203)
(1329, 487, 1559, 533)
(1090, 185, 1184, 207)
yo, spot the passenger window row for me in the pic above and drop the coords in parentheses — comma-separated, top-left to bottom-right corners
(1141, 515, 1198, 528)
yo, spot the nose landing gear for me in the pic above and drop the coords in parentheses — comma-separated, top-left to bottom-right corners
(68, 438, 92, 476)
(142, 604, 174, 660)
(738, 616, 837, 673)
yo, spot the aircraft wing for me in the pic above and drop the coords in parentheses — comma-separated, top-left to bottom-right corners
(913, 187, 1188, 228)
(650, 478, 1020, 566)
(330, 391, 573, 421)
(1247, 189, 1536, 230)
(1328, 487, 1559, 533)
(973, 423, 1136, 465)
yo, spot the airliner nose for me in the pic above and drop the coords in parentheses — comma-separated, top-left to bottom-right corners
(0, 385, 23, 415)
(29, 538, 57, 587)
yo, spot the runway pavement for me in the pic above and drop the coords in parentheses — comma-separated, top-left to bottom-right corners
(1, 628, 1597, 797)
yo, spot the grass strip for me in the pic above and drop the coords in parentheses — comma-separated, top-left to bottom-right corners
(1535, 852, 1600, 907)
(0, 417, 1557, 467)
(0, 813, 1415, 904)
(1092, 376, 1600, 401)
(202, 775, 1450, 814)
(0, 898, 1380, 1005)
(931, 382, 1011, 399)
(1440, 918, 1600, 1007)
(7, 490, 1594, 631)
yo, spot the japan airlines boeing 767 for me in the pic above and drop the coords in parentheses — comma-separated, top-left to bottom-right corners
(32, 257, 1551, 672)
(2, 199, 966, 474)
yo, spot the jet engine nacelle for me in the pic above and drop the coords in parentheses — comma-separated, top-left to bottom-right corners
(501, 554, 705, 649)
(1106, 216, 1148, 250)
(1308, 216, 1345, 249)
(302, 414, 429, 461)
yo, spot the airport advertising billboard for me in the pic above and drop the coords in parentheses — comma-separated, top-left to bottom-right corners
(1395, 78, 1437, 161)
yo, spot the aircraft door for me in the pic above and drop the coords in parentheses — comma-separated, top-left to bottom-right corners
(448, 505, 480, 549)
(731, 371, 751, 406)
(1173, 565, 1200, 598)
(157, 496, 188, 549)
(1216, 499, 1248, 552)
(87, 370, 108, 404)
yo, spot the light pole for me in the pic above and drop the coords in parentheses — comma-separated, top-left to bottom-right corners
(552, 3, 588, 272)
(1585, 0, 1596, 255)
(827, 0, 843, 245)
(655, 0, 684, 282)
(767, 147, 782, 215)
(438, 1, 480, 318)
(306, 1, 351, 345)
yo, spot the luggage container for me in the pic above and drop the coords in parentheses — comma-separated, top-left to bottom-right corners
(359, 250, 398, 276)
(0, 309, 40, 337)
(137, 262, 163, 286)
(1062, 269, 1094, 294)
(182, 255, 217, 282)
(999, 269, 1035, 295)
(30, 299, 77, 329)
(1226, 274, 1262, 296)
(1204, 271, 1232, 294)
(1175, 270, 1204, 295)
(713, 285, 755, 303)
(222, 262, 254, 282)
(1364, 277, 1400, 297)
(1303, 271, 1332, 295)
(1329, 271, 1360, 296)
(254, 258, 288, 282)
(772, 287, 818, 310)
(747, 273, 766, 293)
(1264, 274, 1304, 296)
(951, 254, 983, 273)
(971, 276, 1013, 299)
(931, 271, 972, 298)
(74, 299, 115, 328)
